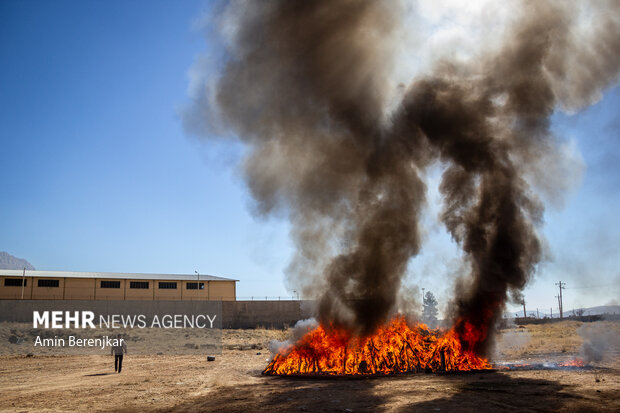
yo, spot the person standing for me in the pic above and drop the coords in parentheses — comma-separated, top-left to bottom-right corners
(111, 334, 127, 373)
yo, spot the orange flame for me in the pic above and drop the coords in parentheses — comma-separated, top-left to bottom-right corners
(263, 316, 492, 376)
(558, 358, 585, 367)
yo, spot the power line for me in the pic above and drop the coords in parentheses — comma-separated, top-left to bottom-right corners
(565, 283, 620, 289)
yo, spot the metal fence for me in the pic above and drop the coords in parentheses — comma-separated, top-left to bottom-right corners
(236, 296, 299, 301)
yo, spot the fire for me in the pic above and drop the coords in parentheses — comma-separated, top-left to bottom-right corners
(558, 358, 585, 368)
(263, 316, 492, 376)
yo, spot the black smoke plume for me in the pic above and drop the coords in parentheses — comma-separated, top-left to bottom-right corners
(185, 0, 620, 354)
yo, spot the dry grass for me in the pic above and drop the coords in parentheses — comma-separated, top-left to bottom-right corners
(0, 320, 617, 412)
(495, 321, 620, 361)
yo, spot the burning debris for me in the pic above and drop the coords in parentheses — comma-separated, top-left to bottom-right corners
(186, 0, 620, 372)
(264, 316, 491, 376)
(497, 358, 587, 371)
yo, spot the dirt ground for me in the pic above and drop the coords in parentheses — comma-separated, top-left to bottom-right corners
(0, 321, 618, 412)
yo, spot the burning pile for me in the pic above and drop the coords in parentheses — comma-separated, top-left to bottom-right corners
(264, 316, 491, 376)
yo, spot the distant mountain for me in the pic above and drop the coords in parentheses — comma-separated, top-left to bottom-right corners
(572, 305, 620, 316)
(0, 252, 35, 270)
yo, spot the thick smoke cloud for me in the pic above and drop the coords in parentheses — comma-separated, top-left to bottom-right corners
(185, 0, 620, 353)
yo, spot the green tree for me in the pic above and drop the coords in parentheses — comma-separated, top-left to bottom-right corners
(422, 291, 439, 328)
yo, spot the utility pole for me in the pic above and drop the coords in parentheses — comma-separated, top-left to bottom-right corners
(537, 308, 539, 319)
(555, 281, 565, 318)
(550, 307, 553, 318)
(522, 298, 526, 318)
(195, 271, 205, 301)
(20, 267, 26, 299)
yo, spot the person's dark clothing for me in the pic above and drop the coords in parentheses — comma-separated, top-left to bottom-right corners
(111, 338, 127, 373)
(115, 354, 123, 373)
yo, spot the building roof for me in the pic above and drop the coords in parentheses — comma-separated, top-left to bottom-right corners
(0, 269, 238, 282)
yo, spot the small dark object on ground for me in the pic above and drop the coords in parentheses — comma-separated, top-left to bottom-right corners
(207, 356, 216, 362)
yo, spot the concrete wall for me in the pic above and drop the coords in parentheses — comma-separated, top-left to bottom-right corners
(0, 299, 314, 329)
(221, 300, 315, 329)
(0, 300, 222, 326)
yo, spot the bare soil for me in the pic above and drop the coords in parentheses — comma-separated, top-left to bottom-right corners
(0, 321, 618, 412)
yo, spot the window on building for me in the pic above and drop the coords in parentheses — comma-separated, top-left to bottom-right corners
(158, 282, 177, 289)
(130, 281, 149, 289)
(4, 278, 26, 287)
(186, 282, 205, 290)
(38, 279, 60, 288)
(100, 281, 121, 289)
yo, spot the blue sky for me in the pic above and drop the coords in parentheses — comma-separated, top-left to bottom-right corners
(0, 0, 291, 299)
(1, 1, 618, 311)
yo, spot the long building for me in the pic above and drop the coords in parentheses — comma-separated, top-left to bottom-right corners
(0, 270, 237, 301)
